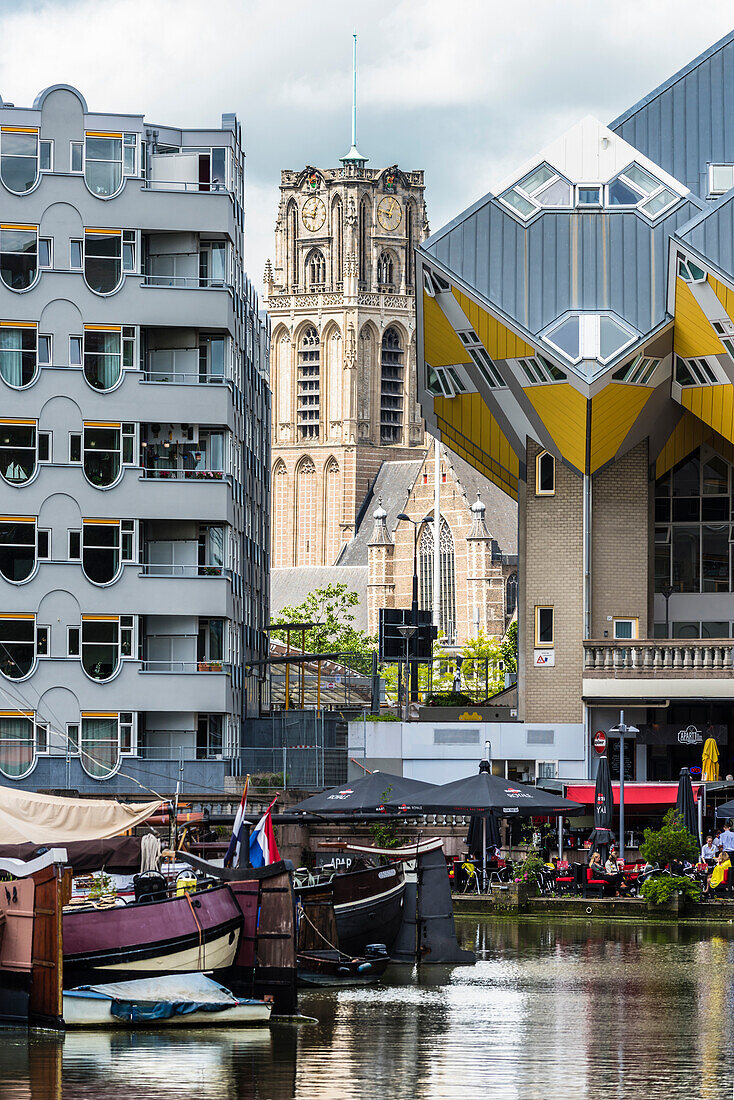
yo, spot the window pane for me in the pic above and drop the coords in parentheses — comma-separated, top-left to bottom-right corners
(599, 317, 631, 360)
(71, 143, 83, 172)
(548, 318, 579, 359)
(578, 186, 601, 204)
(519, 165, 554, 194)
(703, 455, 728, 494)
(81, 717, 119, 778)
(673, 622, 700, 639)
(0, 716, 35, 778)
(535, 178, 571, 206)
(608, 179, 639, 205)
(712, 165, 734, 193)
(672, 526, 700, 592)
(0, 228, 37, 290)
(640, 188, 676, 216)
(538, 608, 553, 644)
(0, 327, 36, 388)
(702, 622, 729, 638)
(623, 164, 659, 195)
(0, 423, 36, 484)
(0, 520, 35, 582)
(672, 452, 700, 497)
(702, 524, 729, 591)
(501, 188, 535, 217)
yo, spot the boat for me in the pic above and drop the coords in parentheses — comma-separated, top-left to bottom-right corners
(297, 945, 390, 987)
(63, 883, 244, 982)
(63, 972, 273, 1028)
(297, 861, 406, 955)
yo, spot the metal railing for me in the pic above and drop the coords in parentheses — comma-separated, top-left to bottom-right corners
(584, 639, 734, 674)
(140, 660, 231, 674)
(142, 274, 231, 290)
(142, 180, 229, 194)
(140, 468, 228, 482)
(139, 564, 228, 579)
(143, 370, 227, 385)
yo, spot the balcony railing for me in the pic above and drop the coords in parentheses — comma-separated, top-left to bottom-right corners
(143, 370, 227, 385)
(584, 640, 734, 675)
(142, 179, 229, 194)
(140, 469, 228, 482)
(140, 564, 228, 579)
(142, 275, 231, 290)
(140, 660, 230, 674)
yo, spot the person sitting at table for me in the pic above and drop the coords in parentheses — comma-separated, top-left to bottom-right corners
(701, 835, 717, 864)
(588, 851, 620, 895)
(704, 849, 731, 895)
(605, 847, 624, 874)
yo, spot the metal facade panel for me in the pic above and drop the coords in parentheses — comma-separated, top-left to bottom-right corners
(611, 32, 734, 198)
(682, 196, 734, 280)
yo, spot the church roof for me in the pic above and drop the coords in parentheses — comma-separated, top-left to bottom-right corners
(270, 566, 369, 632)
(338, 459, 424, 567)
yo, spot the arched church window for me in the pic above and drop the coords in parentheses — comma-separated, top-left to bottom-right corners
(359, 198, 369, 286)
(405, 204, 414, 287)
(307, 249, 325, 287)
(288, 201, 298, 288)
(272, 462, 289, 567)
(332, 197, 343, 287)
(380, 327, 404, 444)
(324, 458, 341, 565)
(296, 458, 317, 566)
(297, 326, 320, 441)
(377, 251, 394, 288)
(418, 518, 457, 644)
(506, 573, 518, 617)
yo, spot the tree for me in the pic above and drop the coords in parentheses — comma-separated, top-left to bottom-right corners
(639, 809, 699, 866)
(460, 631, 505, 696)
(500, 620, 518, 674)
(270, 583, 375, 658)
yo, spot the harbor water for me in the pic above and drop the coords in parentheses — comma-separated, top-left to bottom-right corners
(3, 916, 734, 1099)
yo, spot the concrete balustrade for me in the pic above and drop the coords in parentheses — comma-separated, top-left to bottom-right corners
(583, 640, 734, 676)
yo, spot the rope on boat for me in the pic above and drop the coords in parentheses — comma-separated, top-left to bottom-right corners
(296, 904, 353, 959)
(185, 890, 204, 969)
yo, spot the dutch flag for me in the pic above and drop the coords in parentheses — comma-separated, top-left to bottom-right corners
(249, 796, 281, 868)
(223, 776, 249, 868)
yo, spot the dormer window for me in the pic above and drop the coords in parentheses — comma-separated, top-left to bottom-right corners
(500, 163, 572, 220)
(607, 164, 677, 219)
(709, 164, 734, 196)
(577, 186, 602, 207)
(544, 313, 636, 365)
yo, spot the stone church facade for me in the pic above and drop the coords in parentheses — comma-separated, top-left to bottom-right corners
(265, 157, 428, 567)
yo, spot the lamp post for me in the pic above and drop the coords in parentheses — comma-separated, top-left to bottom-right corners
(397, 512, 433, 702)
(397, 625, 417, 722)
(609, 710, 639, 864)
(660, 584, 675, 639)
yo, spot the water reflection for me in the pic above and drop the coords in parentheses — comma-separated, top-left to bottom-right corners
(4, 919, 734, 1098)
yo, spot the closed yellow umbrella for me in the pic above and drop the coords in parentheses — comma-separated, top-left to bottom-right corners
(702, 737, 719, 782)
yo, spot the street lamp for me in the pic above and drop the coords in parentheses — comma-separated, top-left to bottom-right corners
(397, 625, 417, 722)
(660, 584, 675, 639)
(609, 710, 640, 864)
(397, 512, 433, 701)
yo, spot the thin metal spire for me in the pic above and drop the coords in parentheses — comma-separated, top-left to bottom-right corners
(341, 32, 367, 166)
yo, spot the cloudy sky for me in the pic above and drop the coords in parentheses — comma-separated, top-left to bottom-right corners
(1, 1, 733, 288)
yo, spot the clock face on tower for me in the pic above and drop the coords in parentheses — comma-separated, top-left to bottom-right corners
(302, 196, 326, 232)
(377, 195, 402, 232)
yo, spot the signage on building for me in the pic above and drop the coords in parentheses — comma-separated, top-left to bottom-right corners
(689, 766, 702, 776)
(677, 725, 703, 746)
(534, 650, 555, 667)
(593, 731, 607, 755)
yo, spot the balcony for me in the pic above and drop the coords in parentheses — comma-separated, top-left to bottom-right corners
(140, 660, 231, 674)
(583, 640, 734, 700)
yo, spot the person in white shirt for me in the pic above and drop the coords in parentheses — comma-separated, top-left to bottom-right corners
(701, 836, 717, 863)
(719, 823, 734, 857)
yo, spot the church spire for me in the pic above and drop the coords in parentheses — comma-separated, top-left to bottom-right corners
(340, 33, 368, 168)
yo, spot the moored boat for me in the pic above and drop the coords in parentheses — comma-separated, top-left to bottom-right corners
(297, 944, 390, 987)
(63, 884, 244, 982)
(297, 862, 406, 956)
(63, 972, 272, 1028)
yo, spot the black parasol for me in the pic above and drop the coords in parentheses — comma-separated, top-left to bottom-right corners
(289, 770, 436, 815)
(589, 754, 614, 862)
(675, 766, 700, 847)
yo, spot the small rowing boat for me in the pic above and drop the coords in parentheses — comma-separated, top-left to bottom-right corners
(63, 972, 273, 1028)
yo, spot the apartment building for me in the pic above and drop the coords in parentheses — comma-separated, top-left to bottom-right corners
(0, 84, 269, 793)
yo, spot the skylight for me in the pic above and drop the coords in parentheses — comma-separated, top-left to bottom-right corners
(500, 163, 572, 220)
(607, 163, 677, 220)
(544, 314, 637, 365)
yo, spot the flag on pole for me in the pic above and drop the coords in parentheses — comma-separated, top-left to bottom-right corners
(223, 776, 249, 867)
(249, 795, 281, 867)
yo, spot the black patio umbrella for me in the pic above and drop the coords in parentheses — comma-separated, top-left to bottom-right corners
(589, 754, 614, 863)
(467, 812, 500, 861)
(289, 771, 436, 815)
(387, 760, 583, 886)
(675, 766, 700, 848)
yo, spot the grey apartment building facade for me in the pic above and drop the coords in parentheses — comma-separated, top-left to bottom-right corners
(0, 84, 270, 794)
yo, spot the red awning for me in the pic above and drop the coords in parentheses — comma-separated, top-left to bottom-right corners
(566, 783, 701, 808)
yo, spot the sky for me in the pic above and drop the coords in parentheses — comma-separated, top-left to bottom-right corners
(1, 0, 733, 291)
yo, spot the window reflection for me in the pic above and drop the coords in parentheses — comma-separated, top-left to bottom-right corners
(0, 422, 36, 484)
(0, 520, 36, 582)
(0, 617, 36, 679)
(0, 714, 36, 779)
(0, 226, 38, 290)
(1, 130, 39, 194)
(0, 325, 37, 387)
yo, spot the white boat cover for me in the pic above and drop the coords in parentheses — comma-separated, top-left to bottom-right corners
(80, 973, 239, 1005)
(0, 786, 161, 845)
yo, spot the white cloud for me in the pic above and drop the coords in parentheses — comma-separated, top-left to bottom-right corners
(1, 0, 733, 285)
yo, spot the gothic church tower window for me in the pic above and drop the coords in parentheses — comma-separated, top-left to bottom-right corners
(297, 326, 320, 440)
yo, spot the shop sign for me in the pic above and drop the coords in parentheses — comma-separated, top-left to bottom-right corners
(677, 725, 703, 746)
(689, 766, 702, 777)
(593, 731, 607, 755)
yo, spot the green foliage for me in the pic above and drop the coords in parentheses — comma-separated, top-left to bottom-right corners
(88, 871, 115, 899)
(270, 583, 375, 657)
(641, 874, 702, 906)
(513, 846, 546, 885)
(368, 787, 403, 850)
(639, 809, 699, 867)
(500, 620, 518, 674)
(460, 631, 505, 694)
(365, 714, 400, 722)
(426, 691, 475, 707)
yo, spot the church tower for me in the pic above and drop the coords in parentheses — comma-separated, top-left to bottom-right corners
(265, 93, 428, 567)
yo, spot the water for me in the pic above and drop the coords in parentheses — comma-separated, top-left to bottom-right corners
(3, 917, 734, 1099)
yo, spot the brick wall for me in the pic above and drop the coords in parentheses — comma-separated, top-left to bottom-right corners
(522, 440, 584, 723)
(591, 441, 649, 639)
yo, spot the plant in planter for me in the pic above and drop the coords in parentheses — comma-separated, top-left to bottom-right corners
(513, 846, 546, 887)
(641, 874, 701, 907)
(639, 809, 699, 867)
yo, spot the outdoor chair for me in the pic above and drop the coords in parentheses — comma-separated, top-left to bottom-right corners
(553, 863, 576, 895)
(537, 868, 556, 895)
(583, 867, 612, 899)
(460, 861, 481, 894)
